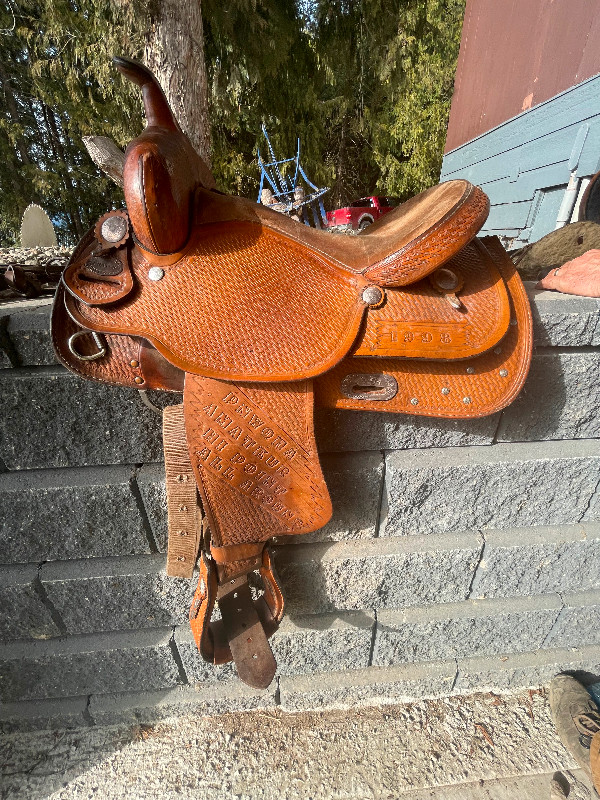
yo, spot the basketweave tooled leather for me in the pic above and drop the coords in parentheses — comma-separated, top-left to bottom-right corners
(51, 56, 532, 689)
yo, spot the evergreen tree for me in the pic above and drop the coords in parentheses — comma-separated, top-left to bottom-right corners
(0, 0, 465, 246)
(0, 0, 145, 245)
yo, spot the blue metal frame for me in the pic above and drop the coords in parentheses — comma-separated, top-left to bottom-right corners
(256, 126, 329, 227)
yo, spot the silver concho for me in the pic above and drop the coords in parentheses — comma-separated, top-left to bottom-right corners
(361, 285, 385, 307)
(100, 215, 128, 243)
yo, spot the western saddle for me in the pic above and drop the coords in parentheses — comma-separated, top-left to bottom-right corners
(51, 57, 533, 688)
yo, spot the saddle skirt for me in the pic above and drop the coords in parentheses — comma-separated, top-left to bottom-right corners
(51, 57, 532, 688)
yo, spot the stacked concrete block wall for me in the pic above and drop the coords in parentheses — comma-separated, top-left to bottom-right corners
(1, 287, 599, 730)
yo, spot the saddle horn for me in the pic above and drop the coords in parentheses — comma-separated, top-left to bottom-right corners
(113, 56, 180, 132)
(114, 56, 216, 255)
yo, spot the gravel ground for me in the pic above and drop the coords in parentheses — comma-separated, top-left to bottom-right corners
(1, 689, 594, 800)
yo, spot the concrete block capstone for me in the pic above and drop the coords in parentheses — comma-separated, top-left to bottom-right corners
(88, 683, 277, 726)
(455, 644, 600, 693)
(529, 290, 600, 347)
(279, 661, 458, 712)
(3, 299, 56, 367)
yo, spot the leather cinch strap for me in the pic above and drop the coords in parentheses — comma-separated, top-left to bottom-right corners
(181, 374, 332, 688)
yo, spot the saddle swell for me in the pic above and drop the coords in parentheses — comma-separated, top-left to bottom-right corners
(51, 57, 532, 689)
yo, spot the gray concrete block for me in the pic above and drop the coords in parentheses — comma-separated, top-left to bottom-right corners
(4, 299, 56, 366)
(497, 353, 600, 442)
(271, 611, 374, 676)
(305, 452, 384, 542)
(455, 644, 600, 694)
(0, 628, 181, 702)
(175, 634, 237, 684)
(0, 368, 163, 470)
(41, 556, 195, 634)
(583, 483, 600, 523)
(373, 596, 562, 666)
(0, 695, 89, 733)
(0, 466, 150, 562)
(315, 408, 498, 454)
(136, 464, 169, 552)
(273, 533, 482, 614)
(544, 591, 600, 649)
(529, 289, 600, 347)
(0, 565, 62, 641)
(471, 523, 600, 599)
(88, 683, 277, 726)
(279, 660, 457, 711)
(383, 440, 600, 537)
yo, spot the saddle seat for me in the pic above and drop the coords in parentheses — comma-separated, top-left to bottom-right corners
(62, 181, 495, 382)
(193, 178, 490, 286)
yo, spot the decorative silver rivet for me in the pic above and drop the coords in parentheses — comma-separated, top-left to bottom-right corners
(466, 367, 475, 375)
(494, 347, 502, 355)
(178, 530, 188, 537)
(410, 398, 419, 406)
(441, 387, 450, 395)
(361, 285, 385, 307)
(148, 267, 165, 281)
(499, 369, 508, 377)
(177, 556, 185, 562)
(101, 215, 128, 243)
(179, 505, 188, 512)
(510, 319, 517, 326)
(463, 396, 472, 404)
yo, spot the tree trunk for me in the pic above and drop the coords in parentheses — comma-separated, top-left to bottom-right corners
(44, 106, 85, 240)
(143, 0, 211, 166)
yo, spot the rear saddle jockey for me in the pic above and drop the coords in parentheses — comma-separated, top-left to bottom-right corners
(52, 57, 533, 689)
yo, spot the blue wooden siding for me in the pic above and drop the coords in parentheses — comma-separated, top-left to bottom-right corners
(440, 73, 600, 247)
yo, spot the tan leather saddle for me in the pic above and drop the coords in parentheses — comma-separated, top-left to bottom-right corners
(51, 57, 533, 688)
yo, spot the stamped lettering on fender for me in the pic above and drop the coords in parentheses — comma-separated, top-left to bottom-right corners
(186, 378, 330, 533)
(357, 321, 469, 357)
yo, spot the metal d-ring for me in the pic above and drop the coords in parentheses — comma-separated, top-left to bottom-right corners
(67, 330, 107, 361)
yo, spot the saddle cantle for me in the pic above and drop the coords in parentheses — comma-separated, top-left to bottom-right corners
(51, 57, 532, 688)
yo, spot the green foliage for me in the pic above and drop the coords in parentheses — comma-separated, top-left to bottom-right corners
(0, 0, 146, 245)
(203, 0, 465, 207)
(0, 0, 465, 246)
